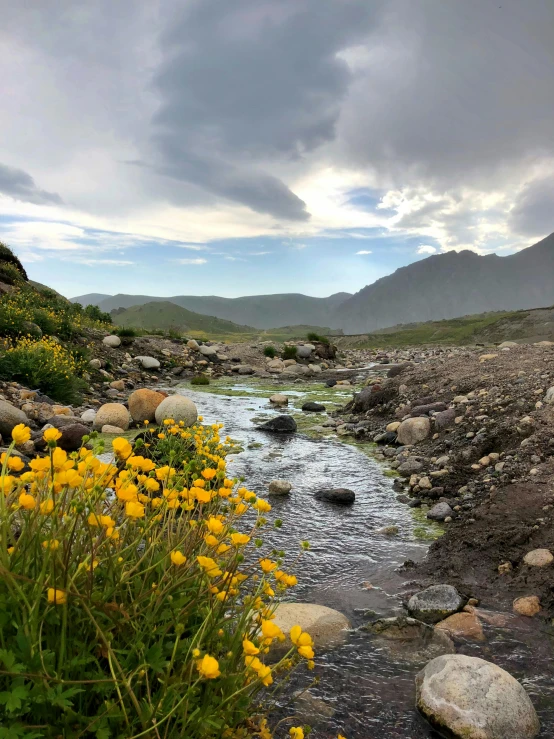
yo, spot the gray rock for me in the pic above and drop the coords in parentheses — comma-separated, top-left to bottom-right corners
(416, 655, 540, 739)
(427, 502, 454, 521)
(408, 584, 465, 624)
(302, 401, 326, 412)
(397, 417, 431, 445)
(365, 616, 455, 663)
(101, 424, 126, 434)
(199, 345, 217, 357)
(268, 480, 292, 495)
(135, 356, 161, 370)
(155, 395, 198, 427)
(314, 488, 355, 504)
(89, 359, 102, 370)
(48, 415, 85, 429)
(102, 335, 121, 348)
(544, 386, 554, 404)
(237, 365, 254, 375)
(398, 459, 424, 477)
(59, 423, 90, 451)
(0, 400, 29, 438)
(434, 409, 457, 429)
(296, 345, 312, 359)
(187, 339, 200, 350)
(258, 415, 297, 433)
(80, 409, 97, 424)
(410, 402, 447, 417)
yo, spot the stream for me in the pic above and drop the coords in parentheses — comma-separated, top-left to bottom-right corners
(175, 379, 554, 739)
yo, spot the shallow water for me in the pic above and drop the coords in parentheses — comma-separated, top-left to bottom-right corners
(176, 381, 554, 738)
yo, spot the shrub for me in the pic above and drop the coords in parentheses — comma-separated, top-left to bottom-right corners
(83, 303, 112, 325)
(191, 374, 210, 385)
(263, 345, 276, 358)
(0, 421, 313, 737)
(0, 336, 87, 403)
(0, 241, 28, 280)
(282, 345, 297, 360)
(114, 326, 137, 338)
(307, 332, 329, 345)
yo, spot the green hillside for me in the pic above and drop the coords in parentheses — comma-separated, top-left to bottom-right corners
(111, 301, 254, 335)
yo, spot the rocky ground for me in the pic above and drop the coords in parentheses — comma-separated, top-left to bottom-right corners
(328, 341, 554, 621)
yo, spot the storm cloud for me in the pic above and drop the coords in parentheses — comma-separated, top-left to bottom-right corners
(0, 163, 62, 205)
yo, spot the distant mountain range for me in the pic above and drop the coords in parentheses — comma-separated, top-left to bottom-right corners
(72, 233, 554, 334)
(112, 301, 255, 335)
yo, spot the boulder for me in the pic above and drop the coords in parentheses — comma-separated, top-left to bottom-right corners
(398, 459, 423, 477)
(48, 415, 85, 429)
(544, 386, 554, 404)
(128, 388, 165, 423)
(199, 345, 217, 357)
(416, 655, 540, 739)
(435, 611, 485, 641)
(80, 409, 97, 425)
(314, 488, 355, 504)
(434, 409, 457, 429)
(427, 502, 453, 521)
(187, 339, 200, 350)
(408, 584, 465, 624)
(513, 596, 541, 617)
(308, 363, 322, 373)
(155, 395, 198, 427)
(271, 603, 350, 656)
(269, 394, 289, 406)
(93, 403, 130, 431)
(135, 356, 161, 370)
(101, 425, 126, 434)
(0, 400, 30, 438)
(267, 359, 285, 372)
(102, 335, 121, 348)
(237, 365, 254, 375)
(258, 415, 297, 433)
(268, 480, 292, 495)
(89, 359, 102, 370)
(302, 401, 326, 412)
(364, 616, 455, 663)
(397, 417, 431, 445)
(296, 345, 312, 359)
(522, 549, 553, 567)
(59, 423, 90, 452)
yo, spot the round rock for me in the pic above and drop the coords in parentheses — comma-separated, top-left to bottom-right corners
(93, 403, 130, 431)
(135, 356, 161, 370)
(296, 345, 312, 359)
(365, 616, 455, 663)
(513, 596, 541, 617)
(128, 388, 165, 423)
(271, 603, 350, 656)
(102, 335, 121, 348)
(155, 395, 198, 427)
(101, 425, 126, 434)
(408, 584, 465, 624)
(397, 417, 431, 445)
(416, 654, 540, 739)
(302, 401, 326, 412)
(314, 488, 355, 504)
(58, 423, 90, 452)
(0, 400, 29, 438)
(199, 345, 217, 357)
(522, 549, 553, 567)
(258, 415, 297, 433)
(427, 502, 453, 521)
(80, 409, 97, 425)
(269, 394, 289, 406)
(268, 480, 292, 495)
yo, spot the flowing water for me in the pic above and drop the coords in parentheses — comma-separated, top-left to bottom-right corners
(175, 380, 554, 739)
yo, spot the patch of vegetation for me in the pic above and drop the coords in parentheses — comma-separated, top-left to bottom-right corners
(114, 326, 137, 337)
(191, 374, 210, 385)
(0, 336, 87, 403)
(263, 345, 276, 358)
(307, 331, 329, 345)
(282, 345, 298, 360)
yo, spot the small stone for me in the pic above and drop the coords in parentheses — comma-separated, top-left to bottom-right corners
(427, 502, 453, 521)
(435, 611, 485, 641)
(110, 380, 125, 391)
(302, 401, 326, 412)
(135, 356, 161, 370)
(102, 335, 121, 348)
(498, 561, 513, 575)
(269, 394, 288, 406)
(314, 488, 355, 504)
(101, 425, 126, 434)
(408, 584, 465, 624)
(268, 480, 292, 495)
(386, 421, 401, 432)
(377, 525, 399, 535)
(513, 596, 541, 617)
(522, 549, 553, 567)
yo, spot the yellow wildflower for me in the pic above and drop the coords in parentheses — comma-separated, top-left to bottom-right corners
(289, 729, 304, 739)
(12, 424, 31, 445)
(47, 588, 67, 605)
(170, 550, 187, 566)
(230, 533, 250, 547)
(19, 492, 36, 510)
(197, 654, 220, 679)
(125, 501, 145, 518)
(43, 428, 62, 443)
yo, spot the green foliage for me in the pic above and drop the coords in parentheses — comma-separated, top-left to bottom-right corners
(263, 345, 276, 358)
(83, 303, 112, 325)
(191, 374, 210, 385)
(0, 242, 28, 280)
(0, 337, 87, 403)
(307, 332, 329, 345)
(282, 345, 297, 360)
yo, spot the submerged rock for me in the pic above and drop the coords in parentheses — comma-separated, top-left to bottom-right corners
(314, 488, 355, 504)
(268, 480, 292, 495)
(408, 584, 465, 624)
(416, 655, 540, 739)
(258, 415, 297, 433)
(269, 394, 289, 406)
(302, 401, 326, 412)
(364, 616, 455, 663)
(271, 603, 350, 656)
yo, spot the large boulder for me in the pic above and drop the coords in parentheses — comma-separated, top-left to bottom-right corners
(128, 388, 165, 423)
(93, 403, 130, 431)
(408, 584, 465, 624)
(155, 395, 198, 427)
(416, 655, 540, 739)
(258, 415, 297, 433)
(396, 417, 431, 445)
(199, 345, 217, 357)
(102, 335, 121, 348)
(0, 400, 29, 438)
(364, 616, 455, 663)
(296, 345, 312, 359)
(314, 488, 355, 504)
(271, 603, 350, 656)
(135, 356, 161, 370)
(269, 394, 288, 406)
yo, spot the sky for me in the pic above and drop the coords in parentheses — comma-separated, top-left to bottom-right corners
(0, 0, 553, 300)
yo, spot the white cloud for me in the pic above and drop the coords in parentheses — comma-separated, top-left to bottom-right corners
(250, 251, 271, 256)
(175, 243, 208, 250)
(356, 249, 372, 255)
(417, 244, 437, 254)
(174, 258, 207, 265)
(69, 258, 135, 266)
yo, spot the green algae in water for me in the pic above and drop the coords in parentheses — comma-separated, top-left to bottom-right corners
(410, 505, 445, 541)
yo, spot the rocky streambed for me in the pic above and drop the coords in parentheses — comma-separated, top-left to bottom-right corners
(173, 377, 554, 738)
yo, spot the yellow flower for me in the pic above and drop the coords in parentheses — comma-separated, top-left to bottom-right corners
(230, 532, 250, 547)
(42, 539, 60, 550)
(261, 620, 285, 643)
(170, 550, 187, 566)
(19, 492, 36, 510)
(12, 424, 31, 445)
(197, 555, 222, 577)
(195, 488, 212, 504)
(43, 428, 62, 443)
(242, 639, 260, 656)
(125, 501, 145, 519)
(338, 735, 347, 739)
(39, 499, 54, 514)
(201, 468, 217, 480)
(204, 534, 219, 547)
(112, 437, 132, 460)
(197, 654, 220, 679)
(206, 516, 224, 535)
(254, 498, 271, 512)
(289, 729, 304, 739)
(259, 558, 277, 573)
(47, 588, 67, 605)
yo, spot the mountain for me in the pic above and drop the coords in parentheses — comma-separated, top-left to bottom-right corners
(71, 293, 112, 307)
(335, 233, 554, 333)
(111, 301, 254, 335)
(72, 291, 352, 330)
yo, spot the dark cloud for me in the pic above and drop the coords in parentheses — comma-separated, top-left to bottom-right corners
(150, 0, 376, 219)
(0, 163, 62, 205)
(509, 176, 554, 236)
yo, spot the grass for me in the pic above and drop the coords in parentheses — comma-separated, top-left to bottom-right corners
(263, 345, 276, 358)
(307, 331, 329, 345)
(282, 345, 298, 360)
(191, 374, 210, 385)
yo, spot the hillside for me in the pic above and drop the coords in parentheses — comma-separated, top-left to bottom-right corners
(111, 300, 255, 335)
(72, 291, 352, 330)
(335, 233, 554, 333)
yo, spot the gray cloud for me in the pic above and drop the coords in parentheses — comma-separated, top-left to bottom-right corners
(509, 176, 554, 236)
(0, 163, 62, 205)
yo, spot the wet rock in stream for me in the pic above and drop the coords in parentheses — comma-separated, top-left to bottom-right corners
(363, 616, 455, 663)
